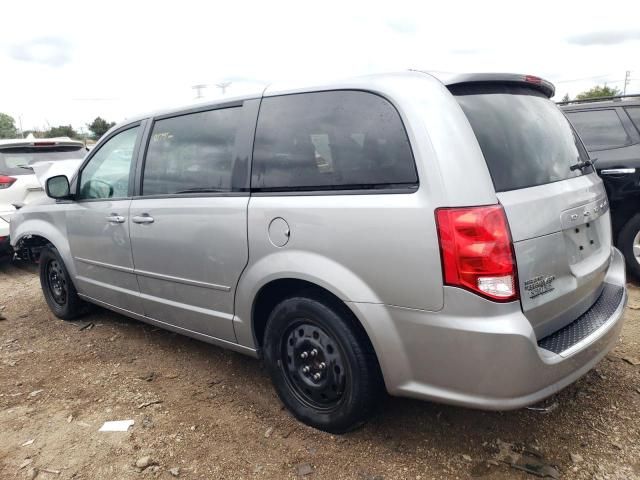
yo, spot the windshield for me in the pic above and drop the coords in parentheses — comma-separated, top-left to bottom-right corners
(451, 84, 590, 192)
(0, 145, 87, 175)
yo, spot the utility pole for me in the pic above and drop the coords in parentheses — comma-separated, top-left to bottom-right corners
(216, 81, 232, 95)
(192, 84, 207, 99)
(624, 70, 631, 96)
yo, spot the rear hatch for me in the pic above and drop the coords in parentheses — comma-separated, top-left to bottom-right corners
(451, 81, 612, 338)
(0, 143, 86, 211)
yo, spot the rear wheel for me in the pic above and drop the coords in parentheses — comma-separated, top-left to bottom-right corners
(618, 214, 640, 280)
(39, 245, 87, 320)
(263, 295, 383, 433)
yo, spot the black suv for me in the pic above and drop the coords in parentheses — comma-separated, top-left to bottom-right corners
(561, 96, 640, 278)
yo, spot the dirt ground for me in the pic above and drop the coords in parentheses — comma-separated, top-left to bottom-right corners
(0, 260, 639, 480)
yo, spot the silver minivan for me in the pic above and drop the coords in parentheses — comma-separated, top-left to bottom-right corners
(10, 72, 628, 433)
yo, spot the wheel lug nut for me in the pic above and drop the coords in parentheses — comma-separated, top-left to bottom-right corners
(300, 351, 309, 359)
(302, 366, 310, 373)
(318, 362, 326, 369)
(313, 373, 321, 381)
(310, 349, 318, 357)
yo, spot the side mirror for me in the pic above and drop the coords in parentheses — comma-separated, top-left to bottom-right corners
(45, 175, 71, 199)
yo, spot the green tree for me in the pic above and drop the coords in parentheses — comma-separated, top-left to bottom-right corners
(46, 125, 78, 139)
(575, 84, 621, 100)
(87, 116, 115, 140)
(561, 93, 570, 103)
(0, 112, 18, 138)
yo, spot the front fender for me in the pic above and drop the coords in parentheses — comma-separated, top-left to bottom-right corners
(11, 211, 75, 278)
(233, 249, 383, 349)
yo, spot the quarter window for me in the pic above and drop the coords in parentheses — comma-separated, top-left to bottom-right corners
(78, 126, 139, 200)
(565, 109, 631, 151)
(251, 91, 418, 191)
(142, 107, 241, 196)
(625, 107, 640, 133)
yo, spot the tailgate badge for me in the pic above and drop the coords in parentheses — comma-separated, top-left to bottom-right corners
(524, 275, 556, 299)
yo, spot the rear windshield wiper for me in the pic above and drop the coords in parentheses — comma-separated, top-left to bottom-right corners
(17, 164, 34, 171)
(570, 157, 597, 172)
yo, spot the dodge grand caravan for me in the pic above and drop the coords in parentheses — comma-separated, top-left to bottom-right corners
(10, 72, 628, 433)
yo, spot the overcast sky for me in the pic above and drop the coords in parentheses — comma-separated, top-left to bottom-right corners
(1, 0, 639, 132)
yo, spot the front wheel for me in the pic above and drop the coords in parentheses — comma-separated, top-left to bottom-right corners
(618, 213, 640, 280)
(39, 245, 87, 320)
(263, 296, 383, 433)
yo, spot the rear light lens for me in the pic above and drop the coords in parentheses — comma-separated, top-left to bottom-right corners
(435, 205, 518, 302)
(0, 175, 17, 189)
(524, 74, 542, 84)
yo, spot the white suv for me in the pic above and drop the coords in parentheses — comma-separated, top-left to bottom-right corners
(0, 135, 87, 255)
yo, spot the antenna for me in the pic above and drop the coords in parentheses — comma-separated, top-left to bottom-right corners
(215, 81, 232, 95)
(192, 84, 208, 99)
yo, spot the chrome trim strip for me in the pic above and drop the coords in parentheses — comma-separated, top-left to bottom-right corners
(74, 257, 231, 292)
(135, 269, 231, 292)
(74, 257, 134, 274)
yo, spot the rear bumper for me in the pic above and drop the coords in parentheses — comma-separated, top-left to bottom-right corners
(349, 247, 627, 410)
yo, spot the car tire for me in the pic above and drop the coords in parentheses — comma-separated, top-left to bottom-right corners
(39, 245, 87, 320)
(263, 295, 384, 433)
(618, 213, 640, 280)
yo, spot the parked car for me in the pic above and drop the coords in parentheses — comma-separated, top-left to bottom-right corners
(11, 72, 627, 432)
(560, 96, 640, 278)
(0, 136, 87, 256)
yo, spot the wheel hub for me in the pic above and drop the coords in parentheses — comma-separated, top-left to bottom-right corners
(47, 260, 67, 305)
(282, 322, 347, 410)
(633, 230, 640, 265)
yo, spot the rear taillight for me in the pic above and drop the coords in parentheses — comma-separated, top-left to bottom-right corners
(0, 175, 17, 189)
(435, 205, 518, 302)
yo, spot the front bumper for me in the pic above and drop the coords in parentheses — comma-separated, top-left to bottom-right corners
(349, 247, 627, 410)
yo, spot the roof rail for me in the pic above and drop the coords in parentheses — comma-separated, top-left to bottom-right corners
(557, 93, 640, 106)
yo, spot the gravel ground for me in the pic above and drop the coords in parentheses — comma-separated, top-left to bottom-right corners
(0, 259, 639, 480)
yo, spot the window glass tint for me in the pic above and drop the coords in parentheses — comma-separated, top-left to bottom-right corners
(565, 109, 631, 150)
(142, 107, 241, 195)
(78, 127, 138, 200)
(252, 91, 417, 191)
(625, 107, 640, 133)
(452, 84, 588, 192)
(0, 146, 86, 176)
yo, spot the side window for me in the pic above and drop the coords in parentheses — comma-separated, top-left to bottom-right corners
(625, 107, 640, 133)
(252, 91, 418, 191)
(142, 107, 241, 196)
(566, 109, 631, 151)
(78, 126, 139, 200)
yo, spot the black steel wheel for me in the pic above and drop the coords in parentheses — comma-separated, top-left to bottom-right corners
(46, 258, 68, 306)
(263, 294, 383, 433)
(39, 245, 87, 320)
(281, 320, 348, 412)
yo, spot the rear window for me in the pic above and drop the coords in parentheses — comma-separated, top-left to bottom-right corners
(565, 109, 632, 151)
(142, 107, 242, 195)
(452, 84, 589, 192)
(0, 145, 86, 175)
(252, 90, 418, 191)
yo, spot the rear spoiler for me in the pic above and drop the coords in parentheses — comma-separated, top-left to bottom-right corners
(416, 71, 555, 98)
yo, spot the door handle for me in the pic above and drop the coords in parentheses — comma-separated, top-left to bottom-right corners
(132, 214, 155, 224)
(600, 168, 636, 175)
(105, 214, 125, 224)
